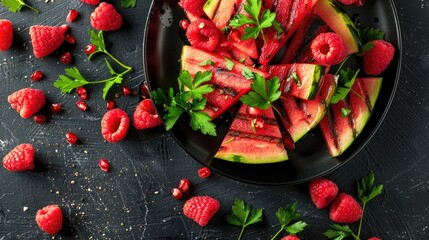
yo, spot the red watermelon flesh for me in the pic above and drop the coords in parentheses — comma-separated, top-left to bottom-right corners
(215, 104, 288, 164)
(211, 0, 238, 30)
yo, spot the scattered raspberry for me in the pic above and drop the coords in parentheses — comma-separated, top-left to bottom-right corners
(90, 2, 123, 31)
(35, 204, 63, 235)
(281, 235, 300, 240)
(368, 237, 381, 240)
(0, 19, 13, 51)
(311, 32, 347, 65)
(186, 19, 220, 52)
(3, 144, 35, 171)
(133, 99, 162, 130)
(309, 178, 339, 209)
(179, 0, 207, 17)
(183, 196, 220, 227)
(330, 193, 362, 223)
(29, 25, 67, 58)
(81, 0, 100, 5)
(8, 88, 46, 119)
(101, 108, 130, 143)
(363, 40, 395, 75)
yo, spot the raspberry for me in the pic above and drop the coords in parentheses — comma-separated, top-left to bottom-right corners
(281, 235, 300, 240)
(101, 108, 130, 143)
(368, 237, 381, 240)
(29, 25, 67, 58)
(90, 2, 123, 31)
(309, 178, 339, 209)
(183, 196, 220, 227)
(186, 19, 220, 52)
(330, 193, 362, 223)
(0, 19, 13, 51)
(81, 0, 100, 5)
(35, 204, 63, 235)
(179, 0, 207, 17)
(311, 32, 347, 65)
(337, 0, 364, 6)
(8, 88, 46, 119)
(363, 40, 395, 75)
(133, 99, 162, 130)
(3, 144, 35, 171)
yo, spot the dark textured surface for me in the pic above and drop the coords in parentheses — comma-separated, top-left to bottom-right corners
(0, 1, 428, 239)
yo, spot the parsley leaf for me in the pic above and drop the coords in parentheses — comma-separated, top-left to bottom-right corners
(289, 71, 301, 87)
(199, 59, 215, 66)
(357, 172, 383, 204)
(226, 198, 263, 240)
(54, 68, 89, 93)
(358, 27, 386, 53)
(229, 0, 283, 42)
(324, 224, 358, 240)
(270, 203, 308, 240)
(225, 58, 235, 71)
(1, 0, 39, 13)
(242, 67, 255, 79)
(341, 107, 352, 117)
(330, 68, 360, 104)
(240, 72, 281, 110)
(121, 0, 136, 8)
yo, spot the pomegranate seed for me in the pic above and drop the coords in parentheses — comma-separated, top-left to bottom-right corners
(30, 70, 44, 81)
(122, 86, 132, 96)
(66, 131, 78, 144)
(171, 188, 183, 200)
(98, 158, 110, 172)
(140, 84, 150, 99)
(198, 167, 211, 178)
(64, 34, 76, 44)
(66, 9, 79, 22)
(254, 117, 264, 129)
(247, 107, 263, 116)
(179, 19, 189, 31)
(76, 86, 88, 100)
(33, 114, 46, 124)
(76, 100, 88, 111)
(106, 100, 116, 110)
(51, 103, 62, 114)
(177, 178, 191, 193)
(59, 52, 72, 65)
(60, 24, 69, 33)
(85, 44, 97, 55)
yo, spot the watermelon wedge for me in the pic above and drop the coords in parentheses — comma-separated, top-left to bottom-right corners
(215, 104, 288, 164)
(181, 45, 269, 119)
(319, 77, 383, 157)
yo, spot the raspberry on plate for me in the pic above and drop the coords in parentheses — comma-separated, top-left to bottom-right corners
(3, 144, 35, 171)
(363, 40, 395, 75)
(101, 108, 130, 143)
(8, 88, 46, 119)
(311, 32, 347, 65)
(338, 0, 365, 6)
(368, 237, 381, 240)
(186, 19, 220, 52)
(35, 204, 63, 235)
(183, 196, 220, 227)
(90, 2, 123, 31)
(29, 25, 68, 58)
(0, 19, 13, 51)
(133, 99, 162, 130)
(81, 0, 100, 6)
(281, 235, 300, 240)
(330, 193, 362, 223)
(309, 178, 339, 209)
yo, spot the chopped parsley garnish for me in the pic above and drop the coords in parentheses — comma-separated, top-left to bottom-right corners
(330, 68, 360, 104)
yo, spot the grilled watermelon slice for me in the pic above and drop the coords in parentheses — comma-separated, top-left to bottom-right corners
(215, 104, 288, 164)
(319, 77, 383, 157)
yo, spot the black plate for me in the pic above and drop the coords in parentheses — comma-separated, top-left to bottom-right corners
(143, 0, 402, 185)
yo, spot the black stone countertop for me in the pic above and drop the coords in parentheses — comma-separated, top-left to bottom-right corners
(0, 0, 428, 239)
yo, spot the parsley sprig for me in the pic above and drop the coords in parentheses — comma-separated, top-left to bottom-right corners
(226, 198, 263, 240)
(271, 203, 308, 240)
(358, 27, 386, 54)
(240, 71, 281, 110)
(121, 0, 136, 8)
(54, 30, 133, 100)
(1, 0, 39, 13)
(229, 0, 283, 42)
(330, 68, 360, 104)
(151, 70, 217, 136)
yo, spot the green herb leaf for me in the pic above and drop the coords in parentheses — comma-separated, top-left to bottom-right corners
(226, 198, 263, 240)
(190, 111, 217, 136)
(330, 68, 360, 104)
(240, 73, 281, 110)
(89, 29, 106, 51)
(357, 172, 384, 204)
(242, 67, 255, 79)
(341, 107, 352, 117)
(271, 203, 307, 240)
(358, 27, 385, 53)
(121, 0, 136, 8)
(165, 105, 186, 130)
(225, 58, 235, 71)
(102, 75, 122, 100)
(1, 0, 39, 13)
(54, 68, 89, 94)
(284, 221, 308, 235)
(199, 59, 215, 66)
(324, 224, 355, 240)
(289, 71, 301, 87)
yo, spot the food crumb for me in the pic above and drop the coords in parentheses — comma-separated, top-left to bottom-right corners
(23, 206, 29, 212)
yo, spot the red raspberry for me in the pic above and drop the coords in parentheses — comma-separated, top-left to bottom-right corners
(8, 88, 46, 119)
(133, 99, 162, 130)
(330, 193, 362, 223)
(368, 237, 381, 240)
(309, 178, 339, 209)
(0, 19, 13, 51)
(90, 2, 123, 31)
(29, 25, 67, 58)
(281, 235, 300, 240)
(311, 32, 347, 65)
(363, 40, 395, 75)
(35, 204, 63, 235)
(183, 196, 220, 227)
(3, 144, 35, 171)
(186, 19, 220, 52)
(81, 0, 100, 5)
(179, 0, 207, 17)
(337, 0, 364, 6)
(101, 108, 130, 143)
